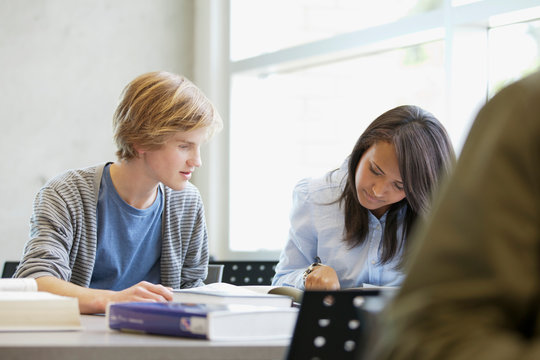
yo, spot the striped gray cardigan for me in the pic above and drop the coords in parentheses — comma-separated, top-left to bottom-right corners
(15, 163, 208, 289)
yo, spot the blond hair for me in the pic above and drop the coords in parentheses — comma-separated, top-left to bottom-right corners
(113, 71, 222, 160)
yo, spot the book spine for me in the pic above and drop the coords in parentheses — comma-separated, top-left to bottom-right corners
(108, 306, 208, 339)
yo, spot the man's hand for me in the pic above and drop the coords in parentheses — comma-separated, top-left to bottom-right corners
(109, 281, 173, 304)
(36, 276, 174, 314)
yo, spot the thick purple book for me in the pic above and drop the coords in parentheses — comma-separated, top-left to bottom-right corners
(107, 302, 298, 340)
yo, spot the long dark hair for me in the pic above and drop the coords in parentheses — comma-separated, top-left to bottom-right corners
(338, 105, 455, 264)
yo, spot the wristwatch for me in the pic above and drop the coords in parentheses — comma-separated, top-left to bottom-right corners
(302, 256, 322, 286)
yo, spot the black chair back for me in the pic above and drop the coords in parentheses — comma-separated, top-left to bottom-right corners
(2, 261, 20, 278)
(209, 260, 278, 285)
(285, 289, 392, 360)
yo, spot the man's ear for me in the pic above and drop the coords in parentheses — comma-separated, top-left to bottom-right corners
(133, 144, 145, 157)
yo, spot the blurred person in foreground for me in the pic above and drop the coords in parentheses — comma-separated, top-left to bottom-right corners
(371, 71, 540, 359)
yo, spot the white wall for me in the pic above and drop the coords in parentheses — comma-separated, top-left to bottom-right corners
(0, 0, 194, 269)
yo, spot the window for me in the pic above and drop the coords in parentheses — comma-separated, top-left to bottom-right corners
(194, 0, 540, 260)
(488, 19, 540, 97)
(230, 41, 445, 252)
(230, 0, 442, 60)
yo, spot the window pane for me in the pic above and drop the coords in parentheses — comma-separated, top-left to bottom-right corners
(452, 0, 483, 6)
(229, 41, 445, 252)
(230, 0, 443, 61)
(488, 19, 540, 97)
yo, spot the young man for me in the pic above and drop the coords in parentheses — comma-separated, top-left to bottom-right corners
(15, 71, 222, 314)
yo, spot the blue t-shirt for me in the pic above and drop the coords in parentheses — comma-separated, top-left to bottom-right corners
(90, 164, 163, 291)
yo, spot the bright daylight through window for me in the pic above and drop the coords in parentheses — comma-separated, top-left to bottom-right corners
(223, 0, 540, 258)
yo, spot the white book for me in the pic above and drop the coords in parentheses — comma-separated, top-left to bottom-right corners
(0, 279, 81, 331)
(0, 278, 38, 292)
(173, 282, 294, 307)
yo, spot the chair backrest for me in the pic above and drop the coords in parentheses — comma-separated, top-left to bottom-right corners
(285, 289, 392, 360)
(203, 264, 224, 284)
(210, 260, 278, 285)
(2, 261, 20, 278)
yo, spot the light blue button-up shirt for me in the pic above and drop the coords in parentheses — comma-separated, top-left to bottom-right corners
(272, 161, 406, 289)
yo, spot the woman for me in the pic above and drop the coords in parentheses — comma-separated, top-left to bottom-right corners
(272, 105, 455, 290)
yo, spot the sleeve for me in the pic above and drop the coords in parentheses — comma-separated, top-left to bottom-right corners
(15, 186, 74, 281)
(179, 195, 208, 289)
(272, 179, 319, 289)
(373, 75, 540, 360)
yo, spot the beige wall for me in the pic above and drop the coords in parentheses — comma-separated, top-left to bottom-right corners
(0, 0, 195, 268)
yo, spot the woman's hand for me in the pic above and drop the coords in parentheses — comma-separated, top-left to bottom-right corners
(304, 265, 340, 290)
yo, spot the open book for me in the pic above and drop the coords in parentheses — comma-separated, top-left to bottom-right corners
(0, 278, 81, 331)
(242, 285, 304, 303)
(173, 283, 302, 307)
(360, 283, 399, 290)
